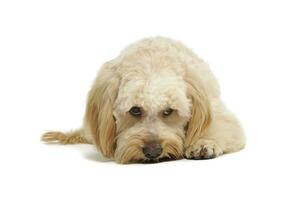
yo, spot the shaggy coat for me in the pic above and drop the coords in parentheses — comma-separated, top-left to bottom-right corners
(42, 37, 245, 164)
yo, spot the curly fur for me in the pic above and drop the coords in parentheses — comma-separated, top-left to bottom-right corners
(42, 37, 245, 164)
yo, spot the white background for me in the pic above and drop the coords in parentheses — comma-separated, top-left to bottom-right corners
(0, 0, 300, 199)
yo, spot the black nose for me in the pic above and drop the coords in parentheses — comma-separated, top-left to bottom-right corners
(142, 144, 162, 159)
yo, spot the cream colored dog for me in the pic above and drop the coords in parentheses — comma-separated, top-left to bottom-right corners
(42, 37, 245, 164)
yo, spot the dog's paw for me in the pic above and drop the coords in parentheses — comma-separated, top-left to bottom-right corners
(185, 139, 223, 160)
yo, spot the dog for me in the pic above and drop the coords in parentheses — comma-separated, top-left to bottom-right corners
(42, 37, 245, 164)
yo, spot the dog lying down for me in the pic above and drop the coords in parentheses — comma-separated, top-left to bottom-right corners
(42, 37, 245, 164)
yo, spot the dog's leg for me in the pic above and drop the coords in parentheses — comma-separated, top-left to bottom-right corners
(185, 101, 245, 159)
(41, 129, 91, 144)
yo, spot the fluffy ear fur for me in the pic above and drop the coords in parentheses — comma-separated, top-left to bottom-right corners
(184, 71, 212, 148)
(85, 63, 120, 158)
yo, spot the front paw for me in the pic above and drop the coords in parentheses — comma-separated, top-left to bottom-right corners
(185, 139, 223, 160)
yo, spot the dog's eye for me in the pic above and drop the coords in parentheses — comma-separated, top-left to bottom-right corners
(129, 106, 142, 117)
(163, 108, 173, 117)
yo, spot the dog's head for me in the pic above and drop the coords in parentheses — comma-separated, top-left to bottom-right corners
(85, 60, 211, 164)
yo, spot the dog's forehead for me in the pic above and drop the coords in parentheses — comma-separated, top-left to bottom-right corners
(115, 75, 191, 117)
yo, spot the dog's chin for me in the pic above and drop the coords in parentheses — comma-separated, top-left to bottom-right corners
(135, 154, 182, 164)
(115, 135, 184, 164)
(116, 150, 182, 164)
(118, 147, 184, 164)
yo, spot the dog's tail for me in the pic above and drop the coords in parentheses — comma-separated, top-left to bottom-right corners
(41, 129, 90, 144)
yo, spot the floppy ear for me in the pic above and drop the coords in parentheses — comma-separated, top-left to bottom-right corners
(184, 71, 212, 148)
(85, 63, 120, 158)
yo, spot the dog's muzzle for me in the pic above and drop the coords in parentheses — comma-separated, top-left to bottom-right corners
(142, 143, 162, 159)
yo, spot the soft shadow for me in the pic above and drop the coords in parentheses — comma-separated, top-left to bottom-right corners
(83, 151, 113, 163)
